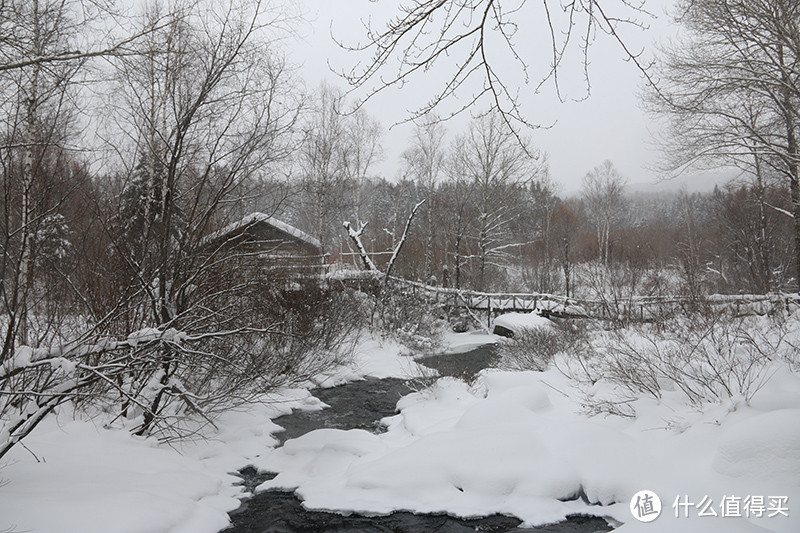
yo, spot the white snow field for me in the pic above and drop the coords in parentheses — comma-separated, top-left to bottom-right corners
(0, 338, 426, 533)
(1, 331, 799, 533)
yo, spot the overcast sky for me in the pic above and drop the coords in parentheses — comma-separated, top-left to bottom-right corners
(289, 0, 728, 195)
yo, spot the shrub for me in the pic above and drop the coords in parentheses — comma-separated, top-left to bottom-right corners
(582, 313, 798, 413)
(128, 285, 367, 439)
(498, 319, 590, 371)
(374, 287, 446, 355)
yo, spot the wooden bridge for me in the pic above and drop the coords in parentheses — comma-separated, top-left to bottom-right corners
(384, 277, 800, 326)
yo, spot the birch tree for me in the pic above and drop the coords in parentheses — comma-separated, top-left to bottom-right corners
(297, 84, 353, 251)
(344, 108, 383, 224)
(0, 0, 84, 351)
(401, 116, 447, 280)
(581, 160, 627, 266)
(0, 0, 163, 458)
(450, 111, 539, 290)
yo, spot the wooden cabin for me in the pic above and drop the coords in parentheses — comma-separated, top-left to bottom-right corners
(201, 213, 325, 279)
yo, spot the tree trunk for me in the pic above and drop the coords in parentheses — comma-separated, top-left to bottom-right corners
(455, 231, 462, 290)
(18, 10, 44, 347)
(781, 45, 800, 294)
(753, 152, 771, 292)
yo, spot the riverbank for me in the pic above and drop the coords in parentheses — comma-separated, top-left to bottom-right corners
(0, 335, 429, 533)
(225, 342, 613, 533)
(2, 327, 799, 533)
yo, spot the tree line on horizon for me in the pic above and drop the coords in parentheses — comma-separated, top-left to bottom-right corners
(278, 111, 797, 299)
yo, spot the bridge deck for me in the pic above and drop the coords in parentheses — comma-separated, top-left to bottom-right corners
(385, 277, 800, 321)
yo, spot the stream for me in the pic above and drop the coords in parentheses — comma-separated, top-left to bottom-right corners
(224, 345, 614, 533)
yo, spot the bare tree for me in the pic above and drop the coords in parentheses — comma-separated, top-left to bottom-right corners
(439, 159, 474, 290)
(0, 0, 309, 456)
(295, 83, 384, 252)
(582, 160, 627, 266)
(710, 180, 795, 293)
(344, 108, 384, 223)
(675, 191, 712, 299)
(646, 0, 800, 290)
(0, 0, 91, 362)
(296, 83, 349, 251)
(520, 172, 561, 292)
(104, 0, 302, 435)
(449, 111, 540, 290)
(0, 0, 171, 73)
(401, 116, 447, 280)
(337, 0, 653, 132)
(0, 0, 145, 458)
(549, 201, 581, 297)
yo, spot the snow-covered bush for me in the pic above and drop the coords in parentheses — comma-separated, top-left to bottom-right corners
(577, 312, 799, 415)
(374, 288, 446, 355)
(123, 284, 366, 439)
(0, 330, 174, 460)
(0, 283, 367, 457)
(498, 319, 590, 371)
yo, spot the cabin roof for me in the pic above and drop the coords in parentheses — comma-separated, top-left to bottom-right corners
(202, 213, 322, 251)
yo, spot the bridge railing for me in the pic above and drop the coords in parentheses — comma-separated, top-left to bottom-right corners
(384, 276, 800, 321)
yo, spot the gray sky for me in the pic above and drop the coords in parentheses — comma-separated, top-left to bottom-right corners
(289, 0, 727, 194)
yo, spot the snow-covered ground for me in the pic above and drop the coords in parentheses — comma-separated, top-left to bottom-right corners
(255, 361, 800, 533)
(0, 338, 427, 533)
(492, 311, 553, 335)
(1, 329, 798, 533)
(441, 329, 500, 353)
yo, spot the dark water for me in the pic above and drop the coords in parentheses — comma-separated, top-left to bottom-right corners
(415, 344, 500, 380)
(224, 345, 614, 533)
(268, 377, 415, 447)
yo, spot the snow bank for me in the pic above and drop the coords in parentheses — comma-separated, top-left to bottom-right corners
(0, 334, 425, 533)
(713, 409, 800, 482)
(0, 416, 238, 533)
(253, 366, 800, 532)
(492, 311, 552, 336)
(0, 385, 328, 533)
(253, 371, 635, 524)
(311, 336, 434, 387)
(441, 330, 500, 353)
(2, 329, 798, 533)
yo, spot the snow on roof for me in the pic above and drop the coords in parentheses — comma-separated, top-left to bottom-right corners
(202, 213, 321, 250)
